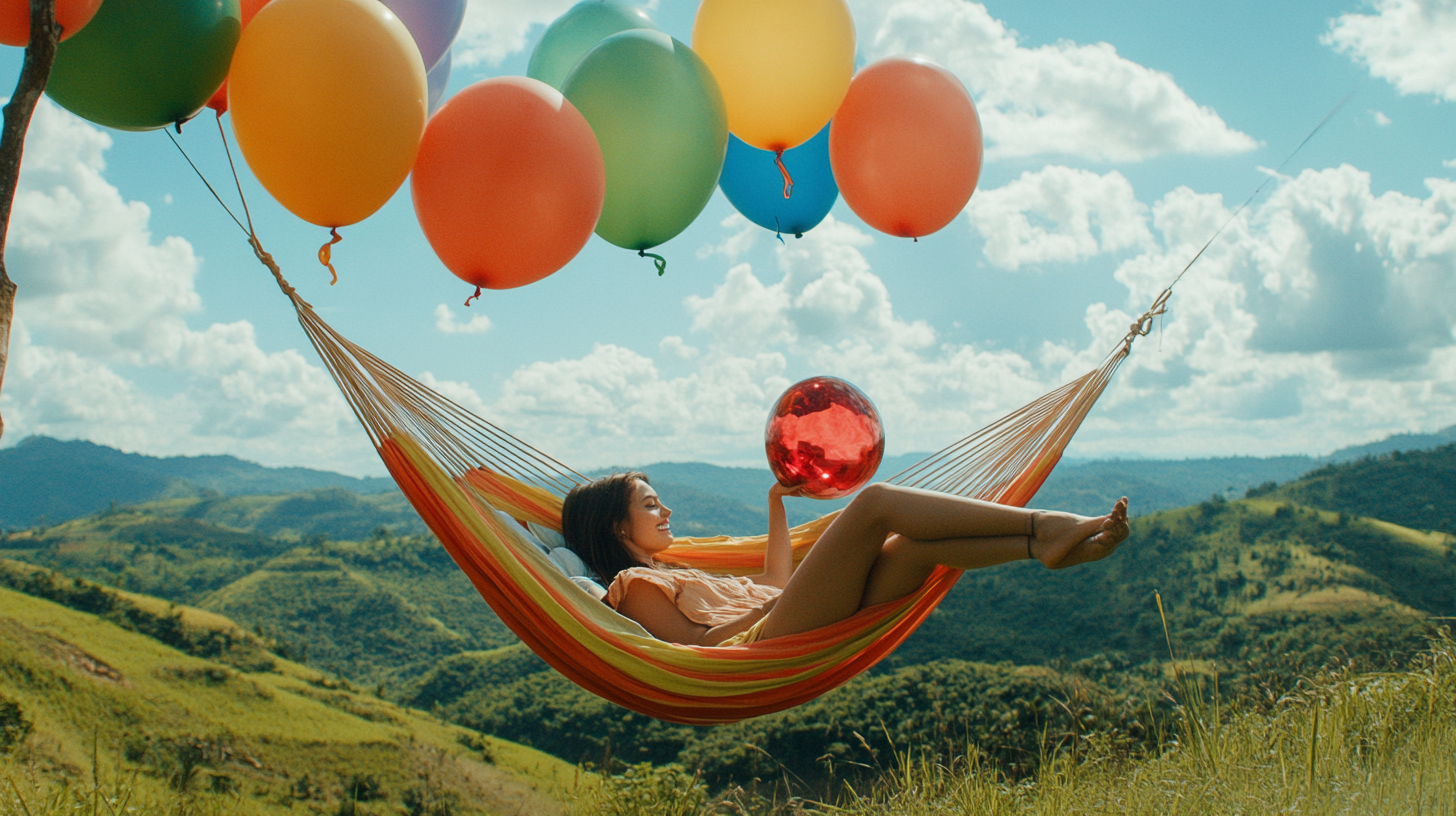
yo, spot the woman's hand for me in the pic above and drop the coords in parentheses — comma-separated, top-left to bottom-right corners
(755, 484, 802, 588)
(770, 482, 805, 500)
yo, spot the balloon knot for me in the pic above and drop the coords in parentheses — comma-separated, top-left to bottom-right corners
(318, 228, 343, 285)
(464, 286, 482, 308)
(639, 249, 667, 276)
(775, 149, 793, 199)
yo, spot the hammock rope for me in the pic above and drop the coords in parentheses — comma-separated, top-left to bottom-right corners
(239, 222, 1150, 723)
(162, 94, 1346, 724)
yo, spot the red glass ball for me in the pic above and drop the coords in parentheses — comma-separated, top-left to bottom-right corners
(765, 376, 885, 499)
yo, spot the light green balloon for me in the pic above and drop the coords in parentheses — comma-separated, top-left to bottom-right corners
(563, 30, 727, 251)
(527, 0, 659, 91)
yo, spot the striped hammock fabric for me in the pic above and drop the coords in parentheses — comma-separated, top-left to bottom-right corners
(256, 240, 1151, 725)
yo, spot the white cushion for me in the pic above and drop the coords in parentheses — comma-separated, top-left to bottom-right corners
(569, 576, 608, 601)
(492, 508, 607, 599)
(493, 508, 550, 555)
(548, 547, 589, 577)
(527, 522, 568, 551)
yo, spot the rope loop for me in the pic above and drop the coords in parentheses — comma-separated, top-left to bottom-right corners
(1121, 289, 1171, 355)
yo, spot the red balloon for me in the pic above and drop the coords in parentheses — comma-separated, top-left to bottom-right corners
(766, 376, 884, 500)
(206, 0, 270, 115)
(0, 0, 104, 46)
(829, 56, 982, 239)
(411, 76, 605, 290)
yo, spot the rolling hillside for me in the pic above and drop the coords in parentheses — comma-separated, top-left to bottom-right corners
(0, 574, 579, 815)
(0, 436, 396, 529)
(1259, 443, 1456, 535)
(0, 509, 510, 682)
(394, 492, 1452, 784)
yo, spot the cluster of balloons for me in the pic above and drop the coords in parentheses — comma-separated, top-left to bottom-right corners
(29, 0, 462, 267)
(15, 0, 984, 294)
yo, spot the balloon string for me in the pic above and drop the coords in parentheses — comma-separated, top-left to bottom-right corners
(775, 149, 793, 199)
(464, 286, 482, 307)
(638, 249, 667, 276)
(318, 228, 343, 285)
(774, 218, 785, 245)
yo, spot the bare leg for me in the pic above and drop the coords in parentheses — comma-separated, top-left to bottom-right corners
(759, 484, 1127, 640)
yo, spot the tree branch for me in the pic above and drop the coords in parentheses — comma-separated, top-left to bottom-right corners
(0, 0, 60, 440)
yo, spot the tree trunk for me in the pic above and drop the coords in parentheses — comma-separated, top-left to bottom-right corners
(0, 0, 60, 440)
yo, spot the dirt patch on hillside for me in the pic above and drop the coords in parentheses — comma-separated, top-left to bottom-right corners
(0, 618, 125, 684)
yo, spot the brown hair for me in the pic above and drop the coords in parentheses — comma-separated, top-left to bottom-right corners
(562, 471, 649, 587)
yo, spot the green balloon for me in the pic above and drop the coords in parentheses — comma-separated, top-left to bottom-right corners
(527, 1, 659, 91)
(563, 30, 727, 251)
(47, 0, 241, 132)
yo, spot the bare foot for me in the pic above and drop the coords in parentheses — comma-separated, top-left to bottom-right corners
(1030, 497, 1130, 570)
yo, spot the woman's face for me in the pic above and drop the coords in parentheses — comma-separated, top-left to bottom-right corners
(618, 479, 673, 561)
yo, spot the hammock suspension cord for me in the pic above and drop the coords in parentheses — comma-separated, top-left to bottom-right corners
(155, 98, 1347, 723)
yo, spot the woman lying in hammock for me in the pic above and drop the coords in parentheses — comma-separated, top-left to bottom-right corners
(562, 472, 1130, 647)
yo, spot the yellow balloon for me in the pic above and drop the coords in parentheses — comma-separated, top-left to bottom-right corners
(229, 0, 426, 228)
(692, 0, 854, 153)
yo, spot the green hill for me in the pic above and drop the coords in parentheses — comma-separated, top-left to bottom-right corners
(0, 436, 397, 529)
(1256, 444, 1456, 535)
(0, 508, 512, 682)
(890, 496, 1450, 672)
(398, 643, 1165, 791)
(0, 574, 579, 816)
(395, 495, 1450, 787)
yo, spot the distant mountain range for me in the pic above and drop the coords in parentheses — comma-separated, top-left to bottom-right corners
(0, 436, 395, 529)
(4, 424, 1454, 531)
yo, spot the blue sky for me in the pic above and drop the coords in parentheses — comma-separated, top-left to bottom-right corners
(2, 0, 1454, 477)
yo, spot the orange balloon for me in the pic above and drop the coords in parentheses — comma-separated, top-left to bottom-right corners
(411, 77, 604, 290)
(205, 0, 269, 115)
(0, 0, 104, 46)
(229, 0, 425, 228)
(829, 57, 983, 239)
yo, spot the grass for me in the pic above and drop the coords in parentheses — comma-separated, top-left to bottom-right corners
(0, 585, 582, 816)
(570, 633, 1456, 815)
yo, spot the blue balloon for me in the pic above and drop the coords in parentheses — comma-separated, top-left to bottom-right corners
(718, 122, 837, 238)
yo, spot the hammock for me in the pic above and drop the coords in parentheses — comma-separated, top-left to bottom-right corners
(246, 235, 1165, 725)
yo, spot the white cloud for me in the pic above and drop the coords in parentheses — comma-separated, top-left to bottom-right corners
(0, 101, 370, 473)
(1326, 0, 1456, 101)
(434, 303, 493, 335)
(453, 0, 660, 68)
(465, 162, 1456, 467)
(486, 344, 791, 466)
(659, 336, 699, 361)
(689, 217, 935, 351)
(851, 0, 1256, 161)
(1091, 165, 1456, 454)
(697, 213, 760, 260)
(965, 166, 1154, 270)
(1372, 110, 1393, 126)
(454, 0, 576, 68)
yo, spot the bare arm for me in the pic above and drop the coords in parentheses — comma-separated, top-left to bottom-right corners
(751, 482, 800, 588)
(615, 582, 775, 646)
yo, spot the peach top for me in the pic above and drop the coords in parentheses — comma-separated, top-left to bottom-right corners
(605, 566, 781, 627)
